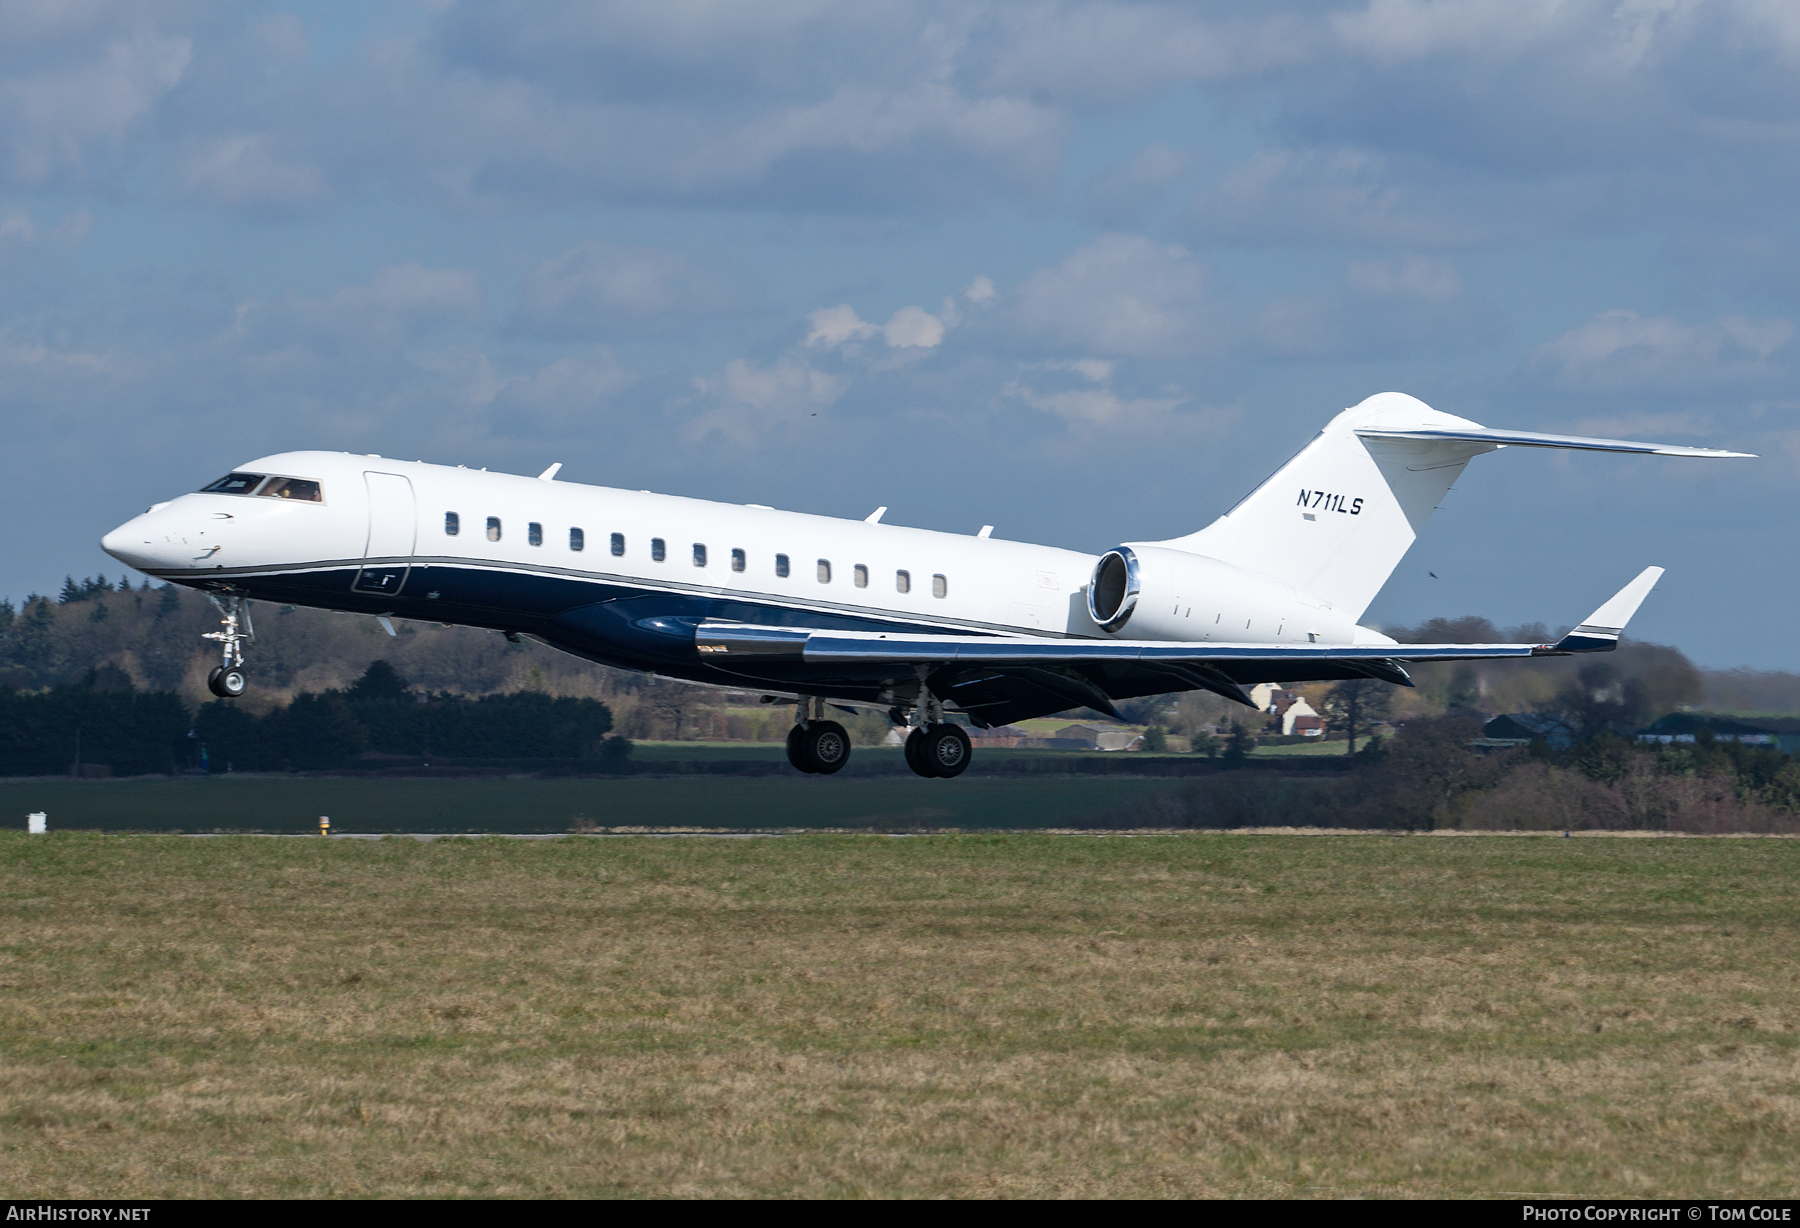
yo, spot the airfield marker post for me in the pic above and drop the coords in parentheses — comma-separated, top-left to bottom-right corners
(319, 816, 330, 837)
(27, 812, 46, 834)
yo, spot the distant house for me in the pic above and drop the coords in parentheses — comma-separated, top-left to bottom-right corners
(1482, 713, 1579, 750)
(1636, 713, 1796, 750)
(1053, 723, 1143, 751)
(1288, 711, 1325, 737)
(1248, 684, 1324, 736)
(966, 724, 1031, 747)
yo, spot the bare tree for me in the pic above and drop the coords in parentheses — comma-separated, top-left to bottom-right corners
(1321, 678, 1395, 755)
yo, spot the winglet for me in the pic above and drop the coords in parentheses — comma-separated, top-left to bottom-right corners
(537, 462, 563, 481)
(1553, 566, 1663, 652)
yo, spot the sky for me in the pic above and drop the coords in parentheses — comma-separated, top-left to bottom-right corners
(4, 0, 1799, 667)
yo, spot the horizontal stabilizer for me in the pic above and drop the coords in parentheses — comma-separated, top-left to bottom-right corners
(1355, 426, 1755, 459)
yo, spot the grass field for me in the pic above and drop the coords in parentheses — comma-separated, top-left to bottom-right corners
(3, 831, 1797, 1198)
(0, 774, 1181, 833)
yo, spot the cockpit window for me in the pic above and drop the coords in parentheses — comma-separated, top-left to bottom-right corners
(200, 472, 265, 495)
(257, 477, 323, 502)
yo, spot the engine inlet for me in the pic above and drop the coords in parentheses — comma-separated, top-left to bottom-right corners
(1088, 548, 1139, 633)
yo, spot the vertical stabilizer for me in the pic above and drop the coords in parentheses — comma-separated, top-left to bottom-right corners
(1161, 393, 1497, 620)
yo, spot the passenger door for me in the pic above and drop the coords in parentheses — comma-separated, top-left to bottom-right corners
(352, 471, 417, 596)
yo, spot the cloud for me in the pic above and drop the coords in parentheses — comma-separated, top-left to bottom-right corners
(511, 241, 738, 339)
(1003, 379, 1181, 428)
(882, 305, 945, 349)
(1010, 233, 1213, 358)
(808, 278, 994, 353)
(976, 3, 1318, 103)
(239, 263, 482, 351)
(177, 133, 328, 213)
(1182, 147, 1551, 248)
(806, 304, 879, 349)
(1082, 141, 1191, 226)
(1253, 256, 1501, 360)
(0, 26, 190, 189)
(1525, 309, 1795, 392)
(686, 357, 848, 446)
(488, 349, 634, 435)
(0, 206, 90, 246)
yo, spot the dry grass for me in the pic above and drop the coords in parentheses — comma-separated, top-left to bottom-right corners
(2, 831, 1798, 1198)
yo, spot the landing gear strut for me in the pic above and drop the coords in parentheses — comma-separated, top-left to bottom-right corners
(900, 674, 972, 778)
(202, 592, 253, 699)
(786, 696, 851, 775)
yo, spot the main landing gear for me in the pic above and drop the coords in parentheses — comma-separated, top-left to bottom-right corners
(785, 697, 852, 775)
(783, 678, 975, 779)
(904, 723, 971, 779)
(899, 677, 970, 778)
(202, 592, 253, 699)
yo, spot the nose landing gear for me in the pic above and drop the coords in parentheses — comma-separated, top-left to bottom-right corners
(201, 592, 253, 699)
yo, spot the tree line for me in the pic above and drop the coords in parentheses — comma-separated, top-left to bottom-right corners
(0, 659, 626, 777)
(1120, 717, 1800, 834)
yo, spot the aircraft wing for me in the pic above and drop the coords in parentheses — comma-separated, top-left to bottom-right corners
(695, 568, 1664, 723)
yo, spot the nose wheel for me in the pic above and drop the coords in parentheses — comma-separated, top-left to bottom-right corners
(201, 592, 254, 699)
(208, 665, 248, 698)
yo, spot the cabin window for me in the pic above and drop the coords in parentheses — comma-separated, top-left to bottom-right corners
(896, 570, 910, 594)
(610, 532, 625, 557)
(258, 477, 322, 502)
(569, 527, 584, 552)
(444, 512, 460, 537)
(486, 517, 502, 542)
(932, 574, 947, 598)
(528, 522, 543, 547)
(731, 548, 745, 573)
(817, 559, 831, 583)
(693, 543, 707, 567)
(651, 538, 666, 562)
(775, 553, 790, 578)
(853, 564, 868, 588)
(200, 472, 265, 496)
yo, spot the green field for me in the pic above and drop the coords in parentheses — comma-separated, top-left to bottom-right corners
(0, 774, 1177, 833)
(3, 831, 1797, 1197)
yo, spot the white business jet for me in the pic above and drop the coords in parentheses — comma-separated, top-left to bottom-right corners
(101, 392, 1750, 778)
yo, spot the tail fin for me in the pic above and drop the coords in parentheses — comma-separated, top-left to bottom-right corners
(1162, 392, 1749, 622)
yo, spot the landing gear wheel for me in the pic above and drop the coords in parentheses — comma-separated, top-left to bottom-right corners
(921, 724, 972, 778)
(785, 723, 816, 774)
(207, 665, 247, 699)
(904, 728, 933, 777)
(201, 592, 253, 701)
(802, 721, 852, 775)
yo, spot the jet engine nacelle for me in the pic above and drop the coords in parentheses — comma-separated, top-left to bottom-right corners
(1086, 544, 1359, 644)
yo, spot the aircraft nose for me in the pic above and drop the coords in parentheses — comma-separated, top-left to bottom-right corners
(101, 513, 164, 570)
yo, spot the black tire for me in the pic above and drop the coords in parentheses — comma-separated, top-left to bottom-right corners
(904, 728, 935, 778)
(803, 721, 852, 775)
(921, 724, 972, 778)
(207, 666, 247, 699)
(785, 723, 817, 773)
